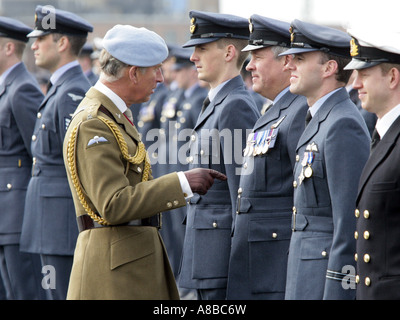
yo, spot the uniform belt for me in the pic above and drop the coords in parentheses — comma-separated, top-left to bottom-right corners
(291, 213, 333, 233)
(0, 155, 31, 168)
(32, 164, 67, 177)
(77, 213, 161, 232)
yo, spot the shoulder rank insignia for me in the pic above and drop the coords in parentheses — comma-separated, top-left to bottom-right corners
(68, 93, 84, 101)
(87, 135, 109, 147)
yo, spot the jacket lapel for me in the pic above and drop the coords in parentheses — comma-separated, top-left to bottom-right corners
(357, 115, 400, 201)
(296, 88, 348, 151)
(252, 90, 297, 132)
(193, 75, 243, 131)
(87, 87, 141, 142)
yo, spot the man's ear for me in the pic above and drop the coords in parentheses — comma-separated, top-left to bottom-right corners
(388, 66, 400, 90)
(323, 59, 339, 79)
(225, 44, 236, 62)
(128, 66, 139, 83)
(57, 35, 69, 53)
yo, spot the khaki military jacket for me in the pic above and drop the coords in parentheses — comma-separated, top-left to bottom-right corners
(63, 87, 186, 299)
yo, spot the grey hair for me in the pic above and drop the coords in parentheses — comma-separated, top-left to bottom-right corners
(98, 49, 130, 82)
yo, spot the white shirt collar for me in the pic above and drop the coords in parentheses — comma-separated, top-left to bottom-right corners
(273, 86, 290, 105)
(375, 103, 400, 139)
(208, 79, 230, 102)
(309, 87, 342, 117)
(94, 80, 128, 114)
(49, 60, 79, 85)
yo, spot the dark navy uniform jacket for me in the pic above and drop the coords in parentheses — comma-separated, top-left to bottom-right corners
(227, 89, 308, 299)
(20, 64, 91, 255)
(285, 88, 370, 300)
(0, 62, 43, 244)
(355, 115, 400, 300)
(178, 75, 259, 290)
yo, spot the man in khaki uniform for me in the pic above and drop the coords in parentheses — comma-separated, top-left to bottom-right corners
(63, 24, 226, 300)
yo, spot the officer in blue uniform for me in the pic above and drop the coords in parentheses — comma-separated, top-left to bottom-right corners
(161, 47, 208, 299)
(0, 17, 45, 300)
(178, 11, 260, 300)
(20, 6, 93, 300)
(344, 29, 400, 300)
(280, 20, 370, 300)
(227, 14, 308, 300)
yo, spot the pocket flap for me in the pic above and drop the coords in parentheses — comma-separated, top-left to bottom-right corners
(193, 206, 232, 229)
(110, 228, 155, 270)
(300, 236, 331, 260)
(248, 216, 292, 242)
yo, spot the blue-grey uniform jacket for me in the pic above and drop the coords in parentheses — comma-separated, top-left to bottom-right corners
(227, 90, 308, 299)
(178, 75, 259, 290)
(20, 64, 91, 255)
(0, 63, 44, 245)
(285, 87, 370, 300)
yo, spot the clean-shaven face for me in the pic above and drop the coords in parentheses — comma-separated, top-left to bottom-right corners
(285, 51, 325, 99)
(352, 65, 392, 117)
(190, 41, 226, 87)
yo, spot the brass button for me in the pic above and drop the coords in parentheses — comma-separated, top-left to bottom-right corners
(364, 231, 370, 240)
(296, 154, 300, 162)
(354, 231, 358, 239)
(293, 181, 298, 188)
(356, 275, 360, 284)
(272, 232, 278, 239)
(166, 202, 172, 208)
(364, 254, 370, 263)
(243, 162, 248, 169)
(37, 112, 42, 119)
(321, 250, 327, 257)
(173, 200, 179, 206)
(365, 277, 371, 286)
(363, 210, 370, 219)
(292, 206, 297, 213)
(6, 183, 12, 190)
(200, 149, 204, 155)
(41, 124, 46, 129)
(191, 135, 196, 141)
(355, 253, 358, 261)
(32, 135, 37, 141)
(137, 167, 142, 173)
(212, 221, 218, 228)
(238, 187, 243, 194)
(355, 209, 360, 218)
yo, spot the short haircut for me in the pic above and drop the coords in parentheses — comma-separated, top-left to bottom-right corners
(217, 38, 249, 69)
(320, 52, 352, 84)
(52, 33, 86, 57)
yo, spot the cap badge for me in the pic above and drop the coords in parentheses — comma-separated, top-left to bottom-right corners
(289, 26, 294, 43)
(248, 18, 254, 33)
(350, 38, 359, 57)
(190, 17, 196, 34)
(34, 13, 38, 23)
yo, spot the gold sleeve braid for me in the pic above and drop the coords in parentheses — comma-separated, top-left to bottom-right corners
(66, 116, 151, 226)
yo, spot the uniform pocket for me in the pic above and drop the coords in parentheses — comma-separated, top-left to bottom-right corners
(248, 215, 292, 293)
(192, 205, 232, 279)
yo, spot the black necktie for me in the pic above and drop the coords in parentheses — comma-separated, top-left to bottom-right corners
(46, 81, 52, 93)
(370, 128, 380, 152)
(305, 110, 312, 127)
(201, 96, 210, 114)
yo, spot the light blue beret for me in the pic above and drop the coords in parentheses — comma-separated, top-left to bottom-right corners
(102, 24, 168, 67)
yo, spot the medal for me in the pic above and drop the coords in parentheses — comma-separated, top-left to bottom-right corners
(304, 165, 313, 178)
(255, 130, 266, 155)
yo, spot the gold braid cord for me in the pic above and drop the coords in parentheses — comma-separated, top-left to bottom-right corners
(66, 116, 151, 226)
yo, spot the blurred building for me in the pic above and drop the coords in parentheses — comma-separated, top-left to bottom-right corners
(0, 0, 218, 73)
